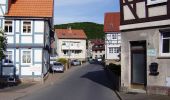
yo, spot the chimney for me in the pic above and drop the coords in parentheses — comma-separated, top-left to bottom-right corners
(68, 26, 72, 33)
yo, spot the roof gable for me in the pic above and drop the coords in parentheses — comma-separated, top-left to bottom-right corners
(104, 12, 120, 32)
(56, 29, 87, 39)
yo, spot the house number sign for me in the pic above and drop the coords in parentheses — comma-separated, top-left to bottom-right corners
(147, 0, 167, 5)
(147, 49, 157, 56)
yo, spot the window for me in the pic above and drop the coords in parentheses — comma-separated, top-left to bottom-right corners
(5, 51, 13, 63)
(75, 50, 81, 54)
(95, 55, 97, 59)
(22, 51, 31, 64)
(4, 21, 13, 33)
(112, 33, 117, 39)
(63, 50, 68, 55)
(114, 47, 119, 53)
(23, 21, 31, 33)
(161, 32, 170, 54)
(62, 42, 66, 45)
(109, 47, 113, 53)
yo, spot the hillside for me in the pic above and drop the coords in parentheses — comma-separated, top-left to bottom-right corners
(54, 22, 105, 40)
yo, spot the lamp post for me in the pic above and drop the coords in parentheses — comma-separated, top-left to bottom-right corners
(68, 41, 71, 69)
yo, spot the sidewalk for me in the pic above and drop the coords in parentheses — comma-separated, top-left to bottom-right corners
(0, 73, 61, 100)
(118, 91, 170, 100)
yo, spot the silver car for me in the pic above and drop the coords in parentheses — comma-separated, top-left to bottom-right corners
(71, 59, 81, 66)
(51, 62, 64, 72)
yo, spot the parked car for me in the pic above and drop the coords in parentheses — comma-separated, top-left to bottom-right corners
(51, 62, 64, 72)
(71, 59, 81, 66)
(97, 58, 102, 62)
(1, 59, 17, 83)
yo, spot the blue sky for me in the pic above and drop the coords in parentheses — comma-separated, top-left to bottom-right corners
(54, 0, 120, 25)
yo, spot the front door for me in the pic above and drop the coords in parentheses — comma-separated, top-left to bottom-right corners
(131, 41, 146, 89)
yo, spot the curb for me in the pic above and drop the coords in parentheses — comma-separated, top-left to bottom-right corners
(114, 90, 123, 100)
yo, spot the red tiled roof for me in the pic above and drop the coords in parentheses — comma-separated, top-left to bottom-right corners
(104, 12, 120, 32)
(56, 29, 87, 39)
(90, 39, 105, 45)
(6, 0, 54, 17)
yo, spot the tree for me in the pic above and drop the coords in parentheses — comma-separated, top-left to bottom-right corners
(0, 29, 7, 60)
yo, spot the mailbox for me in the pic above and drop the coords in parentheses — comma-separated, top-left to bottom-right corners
(149, 62, 159, 76)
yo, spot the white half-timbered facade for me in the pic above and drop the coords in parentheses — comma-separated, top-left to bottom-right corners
(0, 0, 9, 28)
(3, 0, 54, 81)
(120, 0, 170, 95)
(104, 12, 121, 65)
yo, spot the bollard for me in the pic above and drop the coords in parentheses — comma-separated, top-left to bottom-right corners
(41, 74, 44, 84)
(32, 72, 34, 82)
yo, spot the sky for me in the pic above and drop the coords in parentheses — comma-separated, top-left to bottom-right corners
(54, 0, 120, 25)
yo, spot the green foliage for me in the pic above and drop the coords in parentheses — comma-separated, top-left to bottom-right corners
(57, 58, 67, 64)
(108, 63, 121, 76)
(54, 22, 105, 40)
(0, 29, 7, 60)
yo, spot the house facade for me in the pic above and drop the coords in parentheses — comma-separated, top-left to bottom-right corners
(104, 12, 121, 65)
(0, 0, 9, 29)
(4, 0, 54, 81)
(89, 39, 105, 60)
(55, 29, 87, 61)
(120, 0, 170, 95)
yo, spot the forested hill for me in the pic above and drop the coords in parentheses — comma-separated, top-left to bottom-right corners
(54, 22, 105, 40)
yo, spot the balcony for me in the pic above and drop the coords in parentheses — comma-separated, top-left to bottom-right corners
(61, 45, 84, 50)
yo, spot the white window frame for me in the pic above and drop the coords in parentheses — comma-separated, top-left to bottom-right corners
(109, 47, 113, 53)
(5, 49, 14, 63)
(112, 33, 117, 40)
(4, 20, 14, 34)
(21, 20, 32, 35)
(21, 49, 32, 65)
(160, 32, 170, 56)
(63, 50, 68, 55)
(114, 47, 119, 53)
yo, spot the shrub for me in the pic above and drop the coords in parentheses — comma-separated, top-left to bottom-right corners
(57, 58, 67, 64)
(108, 63, 121, 76)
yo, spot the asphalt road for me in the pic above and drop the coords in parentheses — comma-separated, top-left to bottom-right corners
(18, 63, 120, 100)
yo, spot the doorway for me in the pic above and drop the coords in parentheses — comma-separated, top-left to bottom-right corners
(130, 41, 147, 89)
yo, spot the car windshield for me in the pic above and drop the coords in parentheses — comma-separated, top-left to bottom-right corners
(54, 63, 62, 66)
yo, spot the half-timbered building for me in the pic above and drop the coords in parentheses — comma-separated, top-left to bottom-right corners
(120, 0, 170, 94)
(104, 12, 121, 65)
(3, 0, 54, 81)
(0, 0, 9, 29)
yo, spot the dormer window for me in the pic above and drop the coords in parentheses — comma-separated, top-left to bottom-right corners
(23, 21, 31, 33)
(4, 21, 13, 33)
